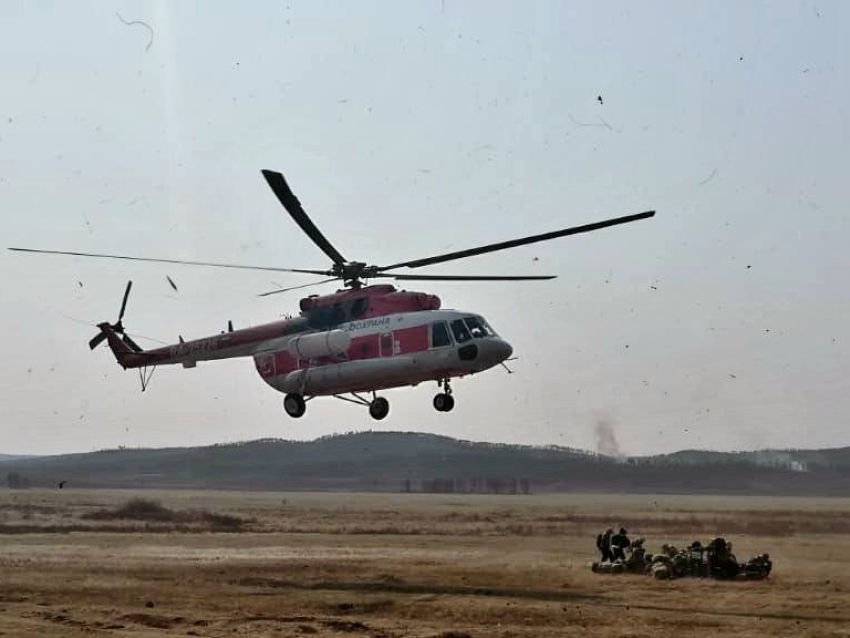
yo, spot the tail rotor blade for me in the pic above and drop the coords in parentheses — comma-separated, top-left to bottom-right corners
(118, 281, 132, 322)
(89, 332, 107, 350)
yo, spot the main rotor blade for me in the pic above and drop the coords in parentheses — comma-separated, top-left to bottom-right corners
(88, 332, 107, 350)
(378, 211, 656, 272)
(118, 281, 132, 322)
(258, 277, 341, 297)
(261, 170, 347, 266)
(62, 314, 95, 328)
(376, 274, 557, 282)
(64, 315, 166, 345)
(7, 247, 331, 275)
(127, 332, 169, 345)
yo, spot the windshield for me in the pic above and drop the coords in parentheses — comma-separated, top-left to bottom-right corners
(464, 315, 495, 338)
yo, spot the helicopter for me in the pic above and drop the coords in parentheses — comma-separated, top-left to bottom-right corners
(8, 170, 655, 420)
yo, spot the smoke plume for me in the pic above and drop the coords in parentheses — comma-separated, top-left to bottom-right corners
(594, 418, 623, 457)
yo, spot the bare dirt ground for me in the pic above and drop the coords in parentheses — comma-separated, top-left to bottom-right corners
(2, 490, 850, 637)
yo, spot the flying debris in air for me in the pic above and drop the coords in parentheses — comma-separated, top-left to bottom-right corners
(115, 12, 154, 52)
(597, 95, 603, 104)
(166, 275, 178, 292)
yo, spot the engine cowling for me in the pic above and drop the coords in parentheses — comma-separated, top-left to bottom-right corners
(286, 330, 351, 360)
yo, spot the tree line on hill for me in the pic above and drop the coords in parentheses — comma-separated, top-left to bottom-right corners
(2, 431, 849, 495)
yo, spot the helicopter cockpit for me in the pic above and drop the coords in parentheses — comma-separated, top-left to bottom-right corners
(437, 313, 511, 370)
(449, 315, 498, 344)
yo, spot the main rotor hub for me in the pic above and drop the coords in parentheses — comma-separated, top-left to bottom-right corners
(335, 261, 379, 288)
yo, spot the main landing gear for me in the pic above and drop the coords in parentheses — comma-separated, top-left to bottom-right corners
(286, 392, 389, 420)
(283, 393, 306, 418)
(368, 396, 390, 420)
(330, 392, 390, 421)
(284, 384, 456, 419)
(433, 378, 455, 413)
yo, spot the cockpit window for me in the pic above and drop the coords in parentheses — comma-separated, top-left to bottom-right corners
(464, 316, 488, 339)
(450, 319, 472, 343)
(462, 315, 496, 338)
(479, 316, 497, 337)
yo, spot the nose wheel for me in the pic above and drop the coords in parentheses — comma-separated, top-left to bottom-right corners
(433, 378, 455, 412)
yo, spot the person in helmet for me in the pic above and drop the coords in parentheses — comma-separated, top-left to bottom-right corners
(596, 528, 614, 562)
(610, 527, 630, 561)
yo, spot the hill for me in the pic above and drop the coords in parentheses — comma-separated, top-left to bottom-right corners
(2, 432, 849, 495)
(0, 454, 35, 462)
(647, 447, 850, 471)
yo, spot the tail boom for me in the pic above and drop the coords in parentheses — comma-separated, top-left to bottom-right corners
(96, 324, 149, 369)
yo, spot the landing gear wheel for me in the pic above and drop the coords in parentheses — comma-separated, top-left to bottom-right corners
(369, 396, 390, 420)
(283, 393, 306, 418)
(433, 393, 455, 412)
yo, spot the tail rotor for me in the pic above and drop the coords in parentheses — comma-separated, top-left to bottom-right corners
(89, 281, 142, 352)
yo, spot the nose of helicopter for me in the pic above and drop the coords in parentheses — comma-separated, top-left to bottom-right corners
(478, 337, 512, 368)
(493, 338, 513, 362)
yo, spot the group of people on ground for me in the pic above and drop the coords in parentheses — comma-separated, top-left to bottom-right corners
(596, 527, 631, 562)
(591, 532, 773, 580)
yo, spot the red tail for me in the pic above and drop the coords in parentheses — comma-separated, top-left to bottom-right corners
(96, 323, 147, 369)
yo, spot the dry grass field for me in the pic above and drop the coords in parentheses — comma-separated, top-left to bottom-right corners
(2, 489, 850, 637)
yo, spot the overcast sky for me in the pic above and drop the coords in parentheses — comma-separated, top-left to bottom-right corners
(1, 1, 847, 456)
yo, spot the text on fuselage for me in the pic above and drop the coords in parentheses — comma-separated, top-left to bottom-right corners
(346, 317, 391, 332)
(169, 337, 221, 358)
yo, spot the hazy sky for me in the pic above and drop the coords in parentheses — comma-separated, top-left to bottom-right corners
(1, 1, 847, 456)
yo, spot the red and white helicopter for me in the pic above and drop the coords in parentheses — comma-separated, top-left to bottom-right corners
(9, 170, 654, 420)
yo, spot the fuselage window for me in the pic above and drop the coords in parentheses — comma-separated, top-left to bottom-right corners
(431, 322, 451, 348)
(451, 319, 472, 343)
